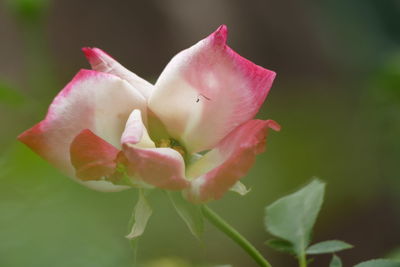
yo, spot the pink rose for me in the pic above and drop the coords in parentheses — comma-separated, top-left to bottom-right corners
(18, 25, 280, 203)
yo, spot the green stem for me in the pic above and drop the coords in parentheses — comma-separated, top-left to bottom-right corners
(130, 239, 139, 266)
(201, 205, 272, 267)
(298, 252, 307, 267)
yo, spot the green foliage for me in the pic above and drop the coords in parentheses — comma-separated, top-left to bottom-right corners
(354, 259, 400, 267)
(306, 240, 353, 255)
(265, 239, 295, 254)
(264, 179, 356, 266)
(264, 179, 325, 255)
(167, 191, 204, 239)
(126, 189, 152, 240)
(329, 255, 342, 267)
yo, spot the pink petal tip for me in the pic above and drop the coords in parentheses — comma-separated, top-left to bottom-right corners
(210, 24, 228, 46)
(81, 47, 101, 66)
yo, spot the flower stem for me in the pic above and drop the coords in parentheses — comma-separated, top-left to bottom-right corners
(201, 205, 272, 267)
(298, 252, 307, 267)
(130, 239, 139, 265)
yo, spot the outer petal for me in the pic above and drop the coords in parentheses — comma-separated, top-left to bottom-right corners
(148, 25, 276, 153)
(18, 70, 145, 191)
(185, 119, 280, 203)
(82, 47, 153, 99)
(120, 110, 189, 190)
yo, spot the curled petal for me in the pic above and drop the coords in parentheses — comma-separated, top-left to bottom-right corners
(120, 110, 188, 190)
(122, 145, 189, 190)
(185, 119, 280, 203)
(82, 47, 153, 99)
(18, 70, 145, 191)
(149, 25, 276, 153)
(121, 109, 155, 148)
(70, 129, 119, 181)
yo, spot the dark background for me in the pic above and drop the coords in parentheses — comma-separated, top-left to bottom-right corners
(1, 0, 400, 266)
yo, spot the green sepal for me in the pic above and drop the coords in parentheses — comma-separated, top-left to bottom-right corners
(230, 181, 251, 196)
(126, 189, 153, 240)
(167, 191, 204, 240)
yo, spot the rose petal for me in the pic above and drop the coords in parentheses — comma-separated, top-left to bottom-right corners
(121, 109, 155, 148)
(18, 69, 145, 186)
(70, 129, 119, 181)
(148, 25, 276, 153)
(185, 119, 280, 202)
(69, 129, 130, 192)
(120, 111, 188, 190)
(122, 145, 189, 190)
(82, 47, 153, 99)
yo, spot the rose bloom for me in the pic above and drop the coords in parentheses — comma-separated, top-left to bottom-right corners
(18, 25, 279, 203)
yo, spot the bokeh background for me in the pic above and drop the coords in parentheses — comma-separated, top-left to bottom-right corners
(1, 0, 400, 266)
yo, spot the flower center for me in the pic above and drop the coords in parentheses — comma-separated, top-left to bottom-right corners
(156, 138, 186, 157)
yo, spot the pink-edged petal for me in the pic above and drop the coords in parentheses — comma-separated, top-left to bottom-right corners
(120, 110, 188, 190)
(122, 145, 189, 190)
(70, 129, 119, 181)
(185, 119, 280, 203)
(82, 47, 153, 99)
(148, 25, 276, 153)
(69, 130, 129, 192)
(18, 69, 145, 185)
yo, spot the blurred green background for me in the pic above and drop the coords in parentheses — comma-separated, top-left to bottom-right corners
(0, 0, 399, 266)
